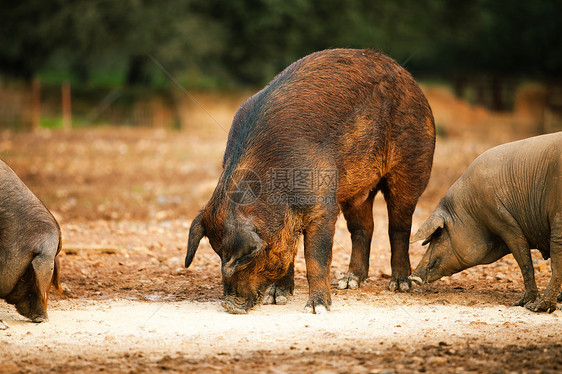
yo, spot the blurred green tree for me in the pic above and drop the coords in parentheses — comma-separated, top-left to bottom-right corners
(0, 0, 560, 86)
(0, 0, 223, 85)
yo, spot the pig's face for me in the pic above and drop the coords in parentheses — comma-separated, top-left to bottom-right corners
(220, 263, 273, 314)
(410, 207, 509, 286)
(410, 211, 465, 285)
(5, 267, 48, 322)
(214, 220, 270, 313)
(186, 213, 290, 314)
(411, 226, 465, 284)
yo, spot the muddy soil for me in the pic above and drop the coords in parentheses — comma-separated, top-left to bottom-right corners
(0, 91, 560, 373)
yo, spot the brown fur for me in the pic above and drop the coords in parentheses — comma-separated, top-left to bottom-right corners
(186, 49, 435, 313)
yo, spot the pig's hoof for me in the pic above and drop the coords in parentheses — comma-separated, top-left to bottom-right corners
(314, 304, 328, 314)
(263, 285, 291, 305)
(513, 291, 539, 307)
(0, 320, 8, 330)
(388, 277, 411, 292)
(304, 303, 329, 314)
(304, 296, 331, 314)
(526, 299, 557, 313)
(337, 273, 361, 290)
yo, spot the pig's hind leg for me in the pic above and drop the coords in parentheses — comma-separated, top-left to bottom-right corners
(493, 210, 540, 307)
(337, 190, 376, 290)
(527, 226, 562, 313)
(381, 176, 424, 292)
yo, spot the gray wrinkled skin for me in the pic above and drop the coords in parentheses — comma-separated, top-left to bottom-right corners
(0, 160, 61, 322)
(411, 132, 562, 313)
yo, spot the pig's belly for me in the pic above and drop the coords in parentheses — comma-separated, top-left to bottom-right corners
(336, 173, 383, 208)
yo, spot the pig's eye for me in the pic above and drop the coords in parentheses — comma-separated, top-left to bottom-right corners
(428, 258, 438, 270)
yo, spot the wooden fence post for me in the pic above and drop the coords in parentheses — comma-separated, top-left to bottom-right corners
(62, 81, 72, 130)
(31, 78, 41, 131)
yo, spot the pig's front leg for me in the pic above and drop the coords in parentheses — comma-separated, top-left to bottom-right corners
(264, 262, 294, 305)
(506, 237, 540, 307)
(303, 206, 338, 314)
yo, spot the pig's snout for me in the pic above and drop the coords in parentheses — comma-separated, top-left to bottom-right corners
(221, 295, 257, 314)
(31, 313, 48, 323)
(410, 245, 439, 285)
(221, 298, 249, 314)
(15, 300, 49, 323)
(221, 277, 270, 314)
(410, 258, 430, 285)
(409, 266, 428, 285)
(408, 275, 424, 285)
(411, 258, 446, 285)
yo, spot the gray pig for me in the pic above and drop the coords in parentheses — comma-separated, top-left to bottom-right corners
(1, 160, 61, 322)
(410, 132, 561, 312)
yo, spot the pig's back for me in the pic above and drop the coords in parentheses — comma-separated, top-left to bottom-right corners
(467, 132, 561, 253)
(224, 49, 434, 190)
(0, 160, 58, 245)
(0, 160, 43, 218)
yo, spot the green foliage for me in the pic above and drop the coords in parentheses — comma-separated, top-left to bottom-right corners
(0, 0, 560, 87)
(40, 117, 63, 129)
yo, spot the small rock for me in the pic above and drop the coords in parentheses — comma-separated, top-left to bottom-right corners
(378, 370, 395, 374)
(495, 273, 507, 280)
(350, 366, 368, 374)
(552, 309, 562, 318)
(61, 283, 72, 294)
(411, 356, 424, 365)
(427, 356, 447, 365)
(0, 320, 8, 330)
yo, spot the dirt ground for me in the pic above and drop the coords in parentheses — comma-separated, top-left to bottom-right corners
(0, 89, 561, 373)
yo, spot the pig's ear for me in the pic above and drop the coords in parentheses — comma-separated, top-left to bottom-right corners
(411, 212, 445, 245)
(51, 256, 62, 292)
(31, 253, 56, 307)
(185, 213, 205, 268)
(221, 225, 266, 278)
(52, 237, 62, 292)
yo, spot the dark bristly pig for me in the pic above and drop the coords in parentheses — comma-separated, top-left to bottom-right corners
(185, 49, 435, 314)
(410, 132, 562, 313)
(0, 160, 61, 323)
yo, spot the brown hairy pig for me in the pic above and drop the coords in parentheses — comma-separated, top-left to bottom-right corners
(411, 132, 562, 313)
(0, 160, 61, 323)
(186, 49, 435, 314)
